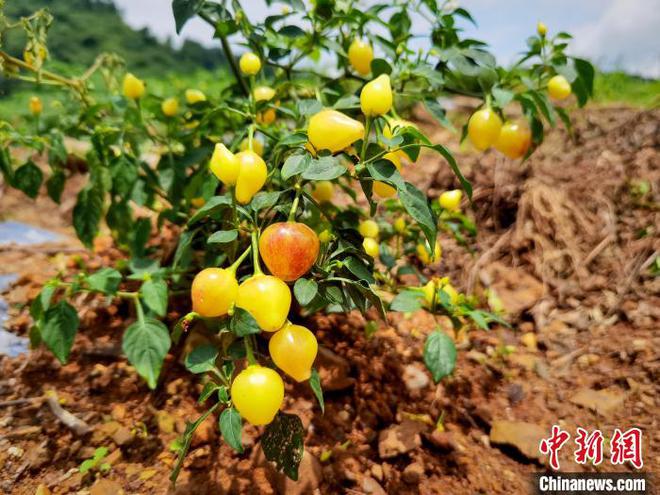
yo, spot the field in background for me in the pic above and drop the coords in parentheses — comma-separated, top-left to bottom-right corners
(1, 71, 657, 125)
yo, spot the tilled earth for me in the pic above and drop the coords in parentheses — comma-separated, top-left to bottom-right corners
(0, 105, 658, 494)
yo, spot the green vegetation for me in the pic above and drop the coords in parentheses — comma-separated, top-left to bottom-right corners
(594, 71, 660, 108)
(1, 0, 225, 75)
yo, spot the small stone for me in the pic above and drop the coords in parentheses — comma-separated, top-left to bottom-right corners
(112, 426, 133, 446)
(90, 479, 125, 495)
(362, 476, 387, 495)
(35, 484, 51, 495)
(570, 388, 627, 416)
(402, 364, 430, 392)
(490, 420, 545, 461)
(155, 411, 176, 434)
(316, 347, 354, 391)
(139, 468, 158, 481)
(275, 450, 322, 495)
(8, 446, 23, 459)
(191, 414, 216, 447)
(110, 404, 127, 421)
(631, 339, 648, 353)
(378, 420, 425, 459)
(486, 263, 544, 315)
(402, 462, 424, 484)
(428, 430, 457, 451)
(370, 464, 384, 481)
(520, 332, 537, 351)
(105, 448, 122, 466)
(26, 442, 50, 469)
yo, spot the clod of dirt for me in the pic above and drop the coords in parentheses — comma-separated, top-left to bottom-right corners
(378, 420, 426, 458)
(90, 478, 125, 495)
(402, 461, 425, 484)
(483, 263, 545, 315)
(427, 430, 459, 452)
(112, 426, 133, 446)
(569, 388, 627, 416)
(489, 420, 546, 461)
(361, 475, 387, 494)
(25, 441, 49, 470)
(402, 363, 430, 392)
(316, 347, 355, 391)
(273, 450, 322, 495)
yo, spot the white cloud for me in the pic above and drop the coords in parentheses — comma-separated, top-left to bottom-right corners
(571, 0, 660, 77)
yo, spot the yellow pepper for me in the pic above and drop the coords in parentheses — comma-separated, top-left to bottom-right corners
(29, 96, 43, 115)
(360, 74, 393, 117)
(185, 89, 206, 104)
(547, 75, 571, 100)
(348, 38, 374, 76)
(467, 108, 502, 151)
(269, 323, 318, 382)
(161, 97, 179, 117)
(307, 109, 365, 153)
(239, 52, 261, 75)
(231, 365, 284, 425)
(495, 121, 532, 159)
(209, 143, 240, 186)
(122, 73, 145, 100)
(234, 150, 268, 204)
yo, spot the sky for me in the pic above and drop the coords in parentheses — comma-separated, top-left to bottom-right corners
(114, 0, 660, 78)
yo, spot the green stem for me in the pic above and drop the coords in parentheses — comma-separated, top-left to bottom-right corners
(250, 230, 263, 275)
(228, 245, 252, 275)
(135, 298, 145, 325)
(198, 12, 249, 96)
(247, 124, 255, 151)
(288, 182, 302, 221)
(360, 117, 372, 162)
(244, 337, 256, 365)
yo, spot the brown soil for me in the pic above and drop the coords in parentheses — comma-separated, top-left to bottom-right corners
(0, 105, 658, 495)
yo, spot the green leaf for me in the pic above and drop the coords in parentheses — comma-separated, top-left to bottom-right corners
(281, 154, 311, 180)
(251, 191, 282, 211)
(230, 307, 260, 336)
(42, 301, 79, 364)
(73, 183, 104, 248)
(343, 256, 375, 284)
(187, 196, 232, 225)
(173, 230, 195, 269)
(14, 161, 43, 199)
(398, 182, 437, 248)
(46, 170, 66, 203)
(429, 144, 472, 200)
(371, 58, 392, 76)
(198, 381, 221, 404)
(390, 289, 424, 312)
(298, 99, 323, 118)
(423, 331, 456, 382)
(185, 344, 218, 374)
(170, 403, 221, 484)
(208, 230, 238, 244)
(366, 159, 405, 190)
(172, 0, 203, 33)
(309, 368, 324, 413)
(122, 318, 171, 389)
(492, 87, 514, 108)
(29, 284, 56, 329)
(219, 408, 244, 453)
(302, 156, 346, 181)
(261, 412, 305, 481)
(424, 99, 454, 130)
(294, 278, 318, 306)
(140, 279, 168, 317)
(86, 268, 122, 294)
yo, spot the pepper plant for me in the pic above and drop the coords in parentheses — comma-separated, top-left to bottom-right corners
(0, 0, 593, 481)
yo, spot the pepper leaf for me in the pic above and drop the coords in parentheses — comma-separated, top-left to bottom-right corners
(261, 412, 305, 481)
